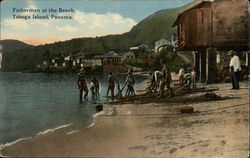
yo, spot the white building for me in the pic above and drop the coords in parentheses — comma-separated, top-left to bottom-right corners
(154, 38, 172, 53)
(130, 44, 149, 51)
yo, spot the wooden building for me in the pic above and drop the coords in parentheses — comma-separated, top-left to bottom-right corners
(95, 51, 135, 73)
(173, 0, 249, 83)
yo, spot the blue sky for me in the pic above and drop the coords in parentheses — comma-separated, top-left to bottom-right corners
(1, 0, 192, 45)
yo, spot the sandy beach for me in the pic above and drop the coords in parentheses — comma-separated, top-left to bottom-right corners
(0, 79, 249, 158)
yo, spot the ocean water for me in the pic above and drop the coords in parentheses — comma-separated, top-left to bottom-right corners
(0, 72, 147, 144)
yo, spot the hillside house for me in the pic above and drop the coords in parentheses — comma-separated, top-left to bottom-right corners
(155, 38, 177, 52)
(119, 51, 135, 61)
(71, 51, 87, 66)
(173, 0, 249, 83)
(95, 51, 135, 72)
(130, 43, 149, 51)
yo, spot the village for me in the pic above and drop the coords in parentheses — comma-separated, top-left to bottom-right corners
(41, 37, 178, 73)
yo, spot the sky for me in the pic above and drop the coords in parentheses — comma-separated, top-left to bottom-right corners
(1, 0, 192, 45)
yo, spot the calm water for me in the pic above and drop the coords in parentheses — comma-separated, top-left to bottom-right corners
(0, 72, 147, 144)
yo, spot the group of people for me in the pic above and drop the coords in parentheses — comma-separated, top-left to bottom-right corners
(77, 68, 136, 102)
(178, 66, 196, 90)
(106, 69, 136, 101)
(148, 64, 173, 98)
(78, 50, 242, 102)
(77, 68, 100, 102)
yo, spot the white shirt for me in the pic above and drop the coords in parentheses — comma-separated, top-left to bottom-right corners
(178, 68, 185, 77)
(154, 71, 163, 83)
(229, 55, 242, 72)
(90, 82, 95, 88)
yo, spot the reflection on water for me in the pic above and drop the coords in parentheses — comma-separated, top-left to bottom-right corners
(0, 72, 147, 144)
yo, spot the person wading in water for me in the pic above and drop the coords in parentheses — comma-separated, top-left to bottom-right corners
(93, 77, 100, 97)
(125, 69, 136, 96)
(107, 72, 116, 101)
(78, 68, 89, 102)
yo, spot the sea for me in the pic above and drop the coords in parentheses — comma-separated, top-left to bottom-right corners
(0, 72, 147, 145)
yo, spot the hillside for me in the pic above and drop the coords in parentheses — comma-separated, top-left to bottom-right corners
(0, 40, 33, 52)
(2, 1, 195, 71)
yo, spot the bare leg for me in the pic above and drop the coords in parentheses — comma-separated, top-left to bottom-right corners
(79, 89, 83, 102)
(111, 87, 114, 101)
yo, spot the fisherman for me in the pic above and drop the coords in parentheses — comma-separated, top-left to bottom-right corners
(191, 67, 197, 91)
(154, 70, 163, 90)
(165, 65, 173, 97)
(116, 83, 123, 97)
(78, 68, 89, 102)
(90, 80, 96, 97)
(178, 66, 185, 86)
(93, 77, 100, 96)
(159, 65, 173, 98)
(158, 71, 167, 98)
(228, 50, 242, 90)
(125, 69, 136, 96)
(148, 75, 157, 93)
(107, 72, 116, 101)
(183, 69, 192, 87)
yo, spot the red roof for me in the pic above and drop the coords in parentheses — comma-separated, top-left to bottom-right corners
(71, 51, 87, 57)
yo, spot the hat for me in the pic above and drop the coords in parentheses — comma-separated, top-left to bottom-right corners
(228, 50, 235, 55)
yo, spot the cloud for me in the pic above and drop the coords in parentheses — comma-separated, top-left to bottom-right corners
(73, 10, 137, 29)
(2, 2, 137, 45)
(55, 25, 78, 32)
(3, 19, 29, 29)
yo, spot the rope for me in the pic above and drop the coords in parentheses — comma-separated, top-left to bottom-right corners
(100, 102, 248, 117)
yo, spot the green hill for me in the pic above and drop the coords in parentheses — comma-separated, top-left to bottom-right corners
(2, 1, 195, 71)
(0, 40, 33, 52)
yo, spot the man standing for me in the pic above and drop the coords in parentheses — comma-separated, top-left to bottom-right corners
(78, 68, 89, 102)
(107, 72, 116, 101)
(229, 50, 242, 90)
(125, 69, 136, 96)
(178, 67, 185, 87)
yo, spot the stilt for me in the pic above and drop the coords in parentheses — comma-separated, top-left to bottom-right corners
(206, 47, 217, 83)
(193, 51, 200, 81)
(199, 49, 206, 83)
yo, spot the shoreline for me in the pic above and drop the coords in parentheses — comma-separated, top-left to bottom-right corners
(0, 74, 149, 151)
(0, 81, 248, 157)
(0, 123, 73, 150)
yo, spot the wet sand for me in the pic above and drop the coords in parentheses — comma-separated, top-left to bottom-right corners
(0, 81, 249, 158)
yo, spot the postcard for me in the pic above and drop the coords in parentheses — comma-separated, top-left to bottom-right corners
(0, 0, 249, 157)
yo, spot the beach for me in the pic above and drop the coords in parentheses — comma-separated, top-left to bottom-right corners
(0, 79, 249, 158)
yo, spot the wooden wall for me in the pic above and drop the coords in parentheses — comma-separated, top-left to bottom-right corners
(178, 0, 248, 49)
(212, 0, 248, 47)
(179, 4, 212, 48)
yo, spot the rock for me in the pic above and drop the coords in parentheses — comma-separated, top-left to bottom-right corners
(95, 104, 103, 112)
(180, 106, 194, 113)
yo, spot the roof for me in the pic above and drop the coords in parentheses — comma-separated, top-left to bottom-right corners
(155, 38, 171, 44)
(95, 51, 119, 58)
(95, 51, 134, 58)
(71, 51, 87, 57)
(172, 0, 213, 26)
(118, 51, 134, 56)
